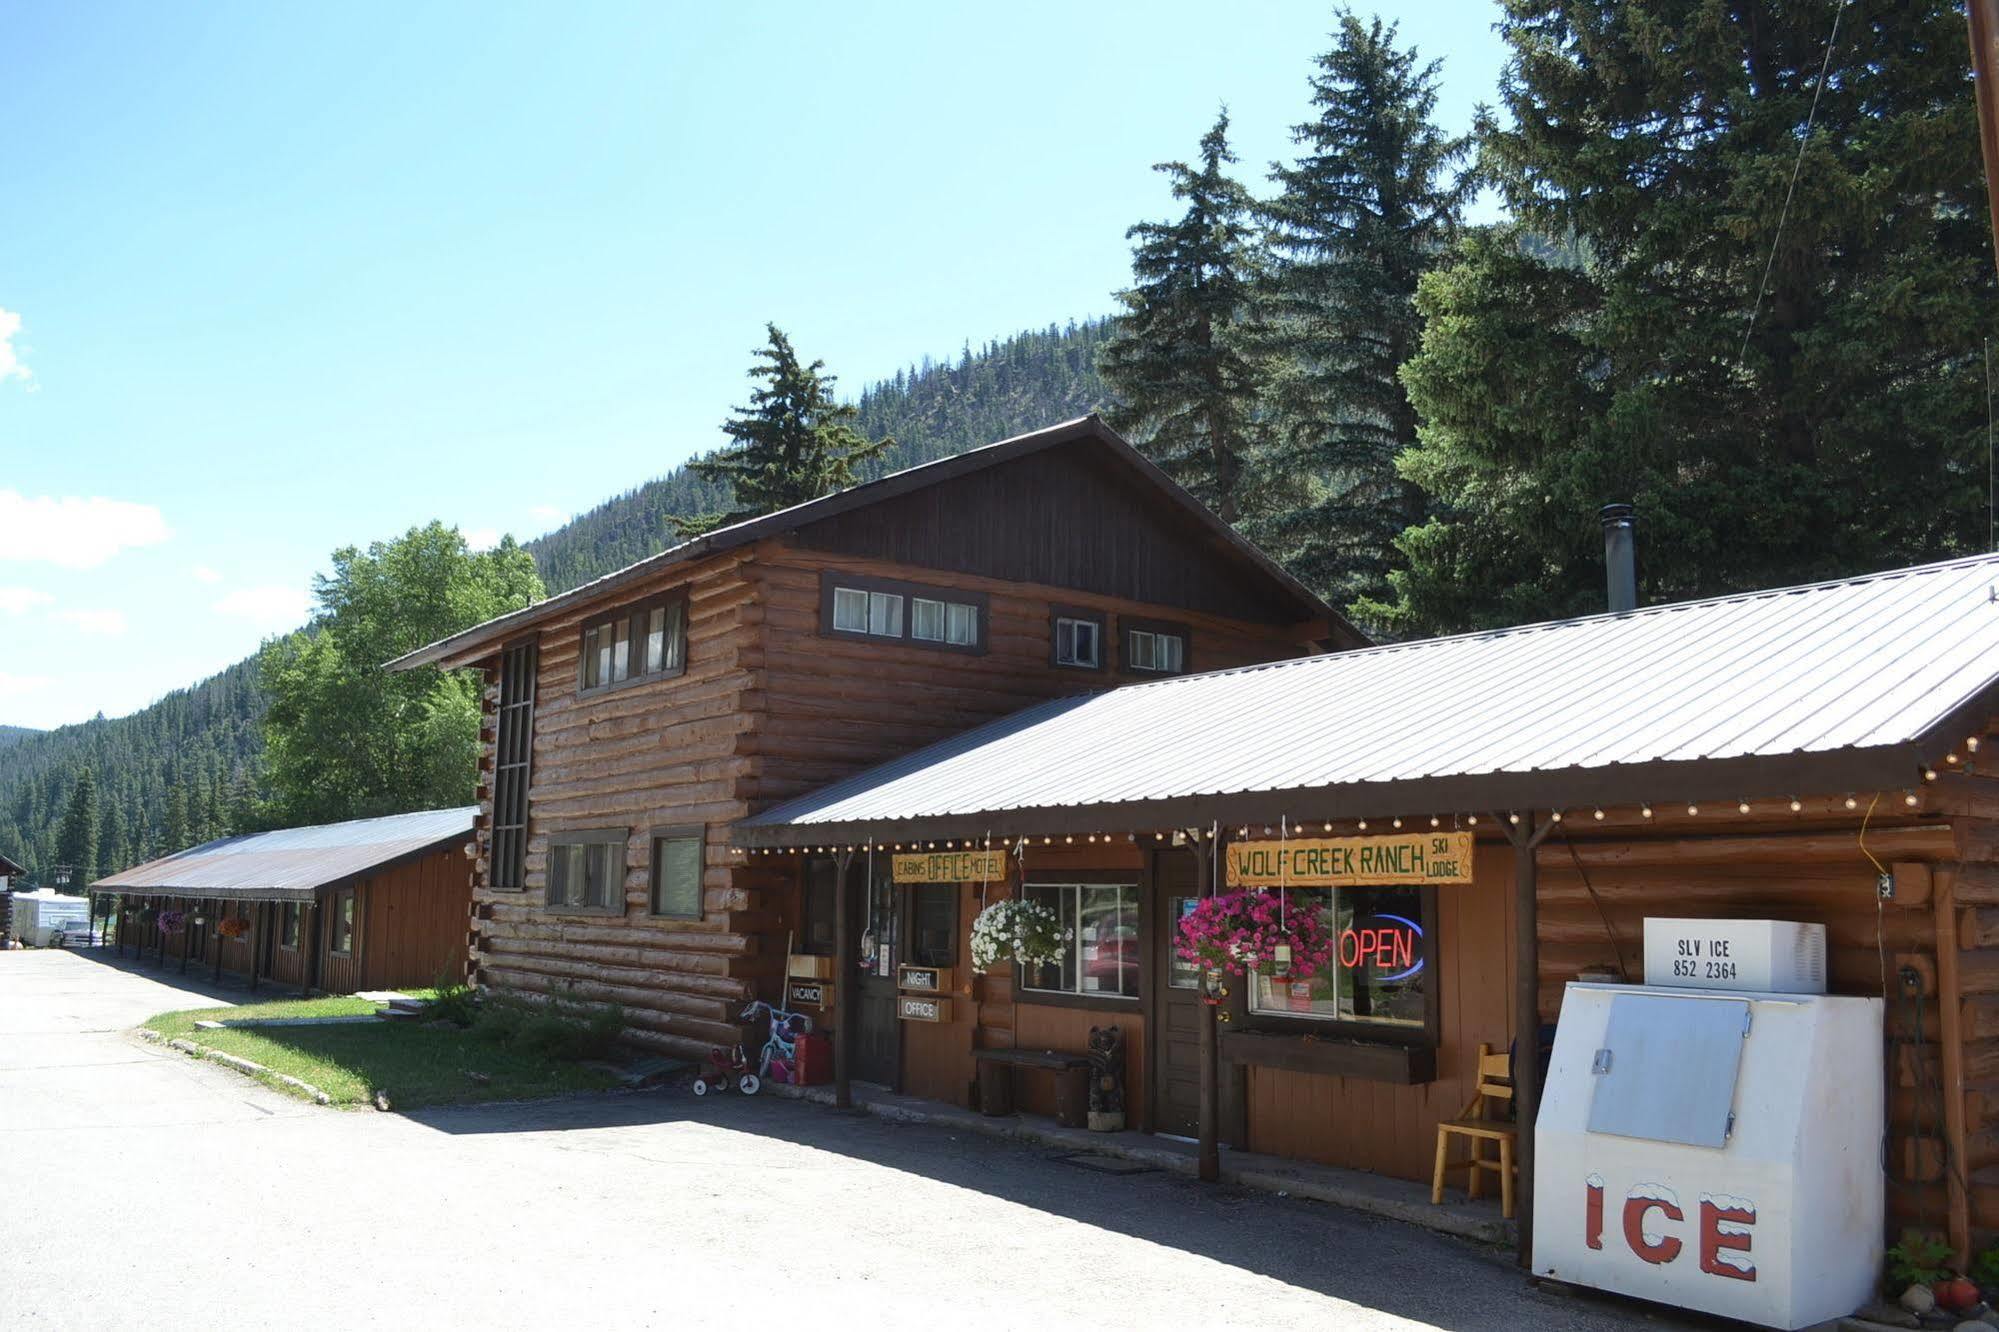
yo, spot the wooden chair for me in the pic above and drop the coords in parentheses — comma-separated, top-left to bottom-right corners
(1431, 1043, 1518, 1218)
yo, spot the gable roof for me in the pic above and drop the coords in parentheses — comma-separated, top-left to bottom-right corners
(93, 806, 475, 901)
(387, 416, 1356, 672)
(738, 552, 1999, 843)
(0, 851, 24, 878)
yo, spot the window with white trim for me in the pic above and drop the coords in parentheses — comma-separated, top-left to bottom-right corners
(1021, 883, 1140, 999)
(1125, 626, 1187, 674)
(820, 573, 987, 653)
(580, 593, 687, 694)
(1054, 615, 1102, 668)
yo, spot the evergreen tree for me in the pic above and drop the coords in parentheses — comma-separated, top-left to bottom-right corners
(1259, 11, 1470, 614)
(1100, 112, 1270, 526)
(54, 768, 98, 889)
(677, 325, 891, 535)
(97, 800, 125, 880)
(1366, 0, 1994, 635)
(163, 784, 191, 851)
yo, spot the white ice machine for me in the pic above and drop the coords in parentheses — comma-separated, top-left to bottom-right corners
(1533, 919, 1882, 1330)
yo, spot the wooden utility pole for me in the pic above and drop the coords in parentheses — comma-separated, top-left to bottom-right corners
(1971, 0, 1999, 276)
(832, 849, 856, 1110)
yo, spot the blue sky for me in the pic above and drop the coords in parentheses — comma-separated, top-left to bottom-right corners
(0, 1, 1509, 729)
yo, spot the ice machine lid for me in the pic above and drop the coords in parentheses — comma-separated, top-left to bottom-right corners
(1585, 992, 1749, 1149)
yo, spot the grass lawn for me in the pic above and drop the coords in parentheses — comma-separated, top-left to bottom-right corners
(142, 998, 617, 1109)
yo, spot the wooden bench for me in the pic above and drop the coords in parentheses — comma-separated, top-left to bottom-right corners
(973, 1048, 1091, 1127)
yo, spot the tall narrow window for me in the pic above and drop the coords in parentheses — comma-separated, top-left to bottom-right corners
(649, 827, 705, 920)
(492, 639, 537, 891)
(329, 888, 357, 955)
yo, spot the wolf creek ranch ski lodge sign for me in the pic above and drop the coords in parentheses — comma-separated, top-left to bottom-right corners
(1225, 832, 1475, 888)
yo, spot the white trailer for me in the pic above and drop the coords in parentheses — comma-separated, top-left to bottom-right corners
(9, 890, 92, 947)
(1533, 920, 1882, 1330)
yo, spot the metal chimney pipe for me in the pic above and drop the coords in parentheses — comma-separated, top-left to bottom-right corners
(1600, 503, 1637, 613)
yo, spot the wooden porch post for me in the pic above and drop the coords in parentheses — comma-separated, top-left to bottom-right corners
(1507, 812, 1553, 1268)
(157, 898, 169, 966)
(179, 902, 193, 973)
(1196, 831, 1222, 1183)
(306, 898, 323, 996)
(213, 899, 227, 983)
(249, 901, 264, 993)
(1935, 867, 1972, 1265)
(833, 848, 856, 1111)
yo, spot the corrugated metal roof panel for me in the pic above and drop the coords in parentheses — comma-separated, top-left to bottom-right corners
(93, 806, 476, 899)
(743, 554, 1999, 836)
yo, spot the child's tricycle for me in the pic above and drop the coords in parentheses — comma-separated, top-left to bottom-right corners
(692, 1041, 756, 1096)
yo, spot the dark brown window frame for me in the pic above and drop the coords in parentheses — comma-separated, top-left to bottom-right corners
(1015, 875, 1144, 1009)
(279, 901, 301, 952)
(1120, 616, 1191, 676)
(647, 824, 706, 921)
(1049, 604, 1108, 672)
(328, 887, 358, 958)
(577, 588, 691, 697)
(545, 828, 630, 917)
(1237, 884, 1442, 1049)
(491, 637, 537, 892)
(817, 570, 989, 656)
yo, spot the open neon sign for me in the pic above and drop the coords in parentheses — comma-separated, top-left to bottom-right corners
(1339, 914, 1424, 981)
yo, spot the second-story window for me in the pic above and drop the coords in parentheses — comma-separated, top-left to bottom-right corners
(1123, 619, 1189, 675)
(820, 572, 987, 654)
(1052, 609, 1104, 669)
(580, 592, 687, 694)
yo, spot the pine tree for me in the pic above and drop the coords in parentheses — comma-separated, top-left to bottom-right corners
(677, 325, 891, 535)
(163, 784, 191, 851)
(54, 768, 98, 889)
(1259, 12, 1470, 614)
(1367, 0, 1994, 635)
(1100, 111, 1270, 526)
(97, 800, 125, 880)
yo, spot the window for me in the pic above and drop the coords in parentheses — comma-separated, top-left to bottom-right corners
(649, 827, 705, 920)
(1123, 621, 1188, 675)
(1052, 611, 1104, 669)
(1021, 883, 1139, 999)
(801, 857, 839, 955)
(329, 889, 356, 956)
(1247, 885, 1428, 1029)
(280, 902, 301, 951)
(819, 572, 987, 653)
(580, 592, 687, 694)
(492, 639, 536, 890)
(547, 830, 627, 914)
(907, 884, 956, 967)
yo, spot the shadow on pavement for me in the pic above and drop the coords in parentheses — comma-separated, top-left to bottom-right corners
(50, 943, 306, 1009)
(396, 1084, 1724, 1332)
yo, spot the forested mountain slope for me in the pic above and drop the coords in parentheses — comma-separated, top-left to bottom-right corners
(527, 320, 1110, 592)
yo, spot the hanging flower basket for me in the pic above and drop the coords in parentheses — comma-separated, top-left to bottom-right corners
(156, 909, 186, 936)
(1176, 889, 1335, 979)
(970, 898, 1071, 970)
(217, 916, 250, 939)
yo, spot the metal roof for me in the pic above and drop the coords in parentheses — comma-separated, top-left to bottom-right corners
(93, 806, 475, 901)
(0, 851, 24, 878)
(385, 415, 1358, 673)
(739, 553, 1999, 843)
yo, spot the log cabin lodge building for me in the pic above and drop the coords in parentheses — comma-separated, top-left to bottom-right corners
(390, 415, 1999, 1263)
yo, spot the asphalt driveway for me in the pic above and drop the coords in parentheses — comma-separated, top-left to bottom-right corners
(1, 949, 1703, 1330)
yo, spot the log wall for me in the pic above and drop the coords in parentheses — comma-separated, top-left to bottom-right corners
(466, 538, 1323, 1061)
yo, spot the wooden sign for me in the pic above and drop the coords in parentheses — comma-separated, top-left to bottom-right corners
(891, 850, 1009, 884)
(897, 994, 953, 1023)
(787, 954, 834, 980)
(1226, 832, 1475, 889)
(897, 964, 952, 994)
(787, 979, 832, 1009)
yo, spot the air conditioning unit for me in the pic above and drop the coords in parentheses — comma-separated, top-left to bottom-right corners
(1641, 918, 1826, 994)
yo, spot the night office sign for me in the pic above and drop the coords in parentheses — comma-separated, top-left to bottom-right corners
(1225, 832, 1475, 889)
(890, 850, 1009, 884)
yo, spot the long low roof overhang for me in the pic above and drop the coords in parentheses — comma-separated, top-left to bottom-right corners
(733, 742, 1945, 848)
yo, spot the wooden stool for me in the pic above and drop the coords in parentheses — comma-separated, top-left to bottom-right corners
(1431, 1042, 1518, 1218)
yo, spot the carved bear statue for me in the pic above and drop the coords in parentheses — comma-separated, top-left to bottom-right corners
(1087, 1023, 1126, 1132)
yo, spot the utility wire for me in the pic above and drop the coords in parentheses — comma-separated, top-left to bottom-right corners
(1737, 0, 1848, 366)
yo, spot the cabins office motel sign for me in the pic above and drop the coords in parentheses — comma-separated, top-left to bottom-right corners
(1226, 832, 1475, 888)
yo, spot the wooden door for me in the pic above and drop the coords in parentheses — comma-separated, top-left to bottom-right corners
(850, 864, 900, 1087)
